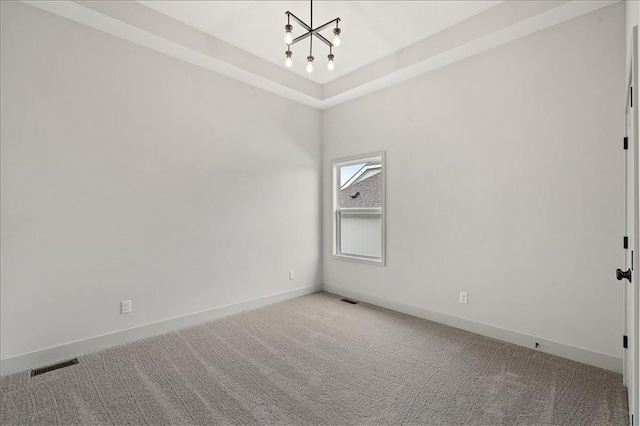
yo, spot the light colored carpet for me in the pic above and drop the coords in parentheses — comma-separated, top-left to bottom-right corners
(0, 292, 629, 425)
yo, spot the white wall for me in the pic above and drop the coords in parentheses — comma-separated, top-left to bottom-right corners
(0, 2, 321, 362)
(323, 3, 625, 364)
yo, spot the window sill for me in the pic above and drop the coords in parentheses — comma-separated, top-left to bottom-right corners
(332, 253, 386, 266)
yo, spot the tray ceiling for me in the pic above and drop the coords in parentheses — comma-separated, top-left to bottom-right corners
(138, 1, 503, 85)
(23, 0, 619, 109)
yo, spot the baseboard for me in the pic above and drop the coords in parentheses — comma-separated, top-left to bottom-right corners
(1, 284, 322, 376)
(323, 284, 622, 373)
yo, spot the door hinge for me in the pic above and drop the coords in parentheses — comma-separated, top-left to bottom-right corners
(624, 137, 629, 150)
(623, 335, 628, 349)
(631, 86, 633, 108)
(624, 236, 629, 249)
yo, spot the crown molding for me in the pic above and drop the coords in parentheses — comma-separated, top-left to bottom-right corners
(22, 0, 619, 110)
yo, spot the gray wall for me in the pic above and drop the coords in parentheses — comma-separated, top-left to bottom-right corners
(322, 3, 625, 360)
(0, 2, 321, 360)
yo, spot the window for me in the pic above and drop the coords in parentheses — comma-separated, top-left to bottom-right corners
(332, 153, 385, 264)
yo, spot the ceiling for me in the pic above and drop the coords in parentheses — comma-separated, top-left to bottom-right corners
(138, 1, 503, 85)
(25, 0, 619, 109)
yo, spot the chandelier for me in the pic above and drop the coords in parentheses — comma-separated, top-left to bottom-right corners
(284, 0, 341, 73)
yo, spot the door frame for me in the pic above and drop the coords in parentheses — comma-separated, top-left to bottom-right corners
(623, 25, 639, 426)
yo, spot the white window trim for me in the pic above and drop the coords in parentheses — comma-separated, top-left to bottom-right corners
(332, 152, 386, 266)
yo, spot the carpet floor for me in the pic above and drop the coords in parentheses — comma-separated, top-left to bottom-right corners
(0, 292, 629, 425)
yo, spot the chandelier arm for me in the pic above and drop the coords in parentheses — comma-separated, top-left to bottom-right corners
(285, 12, 312, 32)
(291, 32, 311, 46)
(291, 31, 333, 48)
(313, 32, 333, 48)
(312, 18, 340, 34)
(290, 20, 339, 47)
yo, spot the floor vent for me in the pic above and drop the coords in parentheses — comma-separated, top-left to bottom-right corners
(31, 358, 79, 377)
(341, 298, 359, 305)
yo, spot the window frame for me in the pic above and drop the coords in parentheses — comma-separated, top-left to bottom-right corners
(332, 152, 386, 266)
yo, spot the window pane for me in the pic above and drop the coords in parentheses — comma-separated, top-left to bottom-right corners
(333, 153, 385, 264)
(339, 160, 382, 209)
(340, 163, 366, 187)
(339, 213, 382, 258)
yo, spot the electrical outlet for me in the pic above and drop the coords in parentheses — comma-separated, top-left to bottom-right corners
(459, 292, 468, 304)
(121, 300, 132, 314)
(289, 270, 295, 280)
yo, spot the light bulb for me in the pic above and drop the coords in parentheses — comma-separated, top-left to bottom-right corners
(285, 50, 293, 67)
(327, 53, 335, 71)
(284, 24, 293, 45)
(306, 55, 314, 73)
(333, 28, 341, 47)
